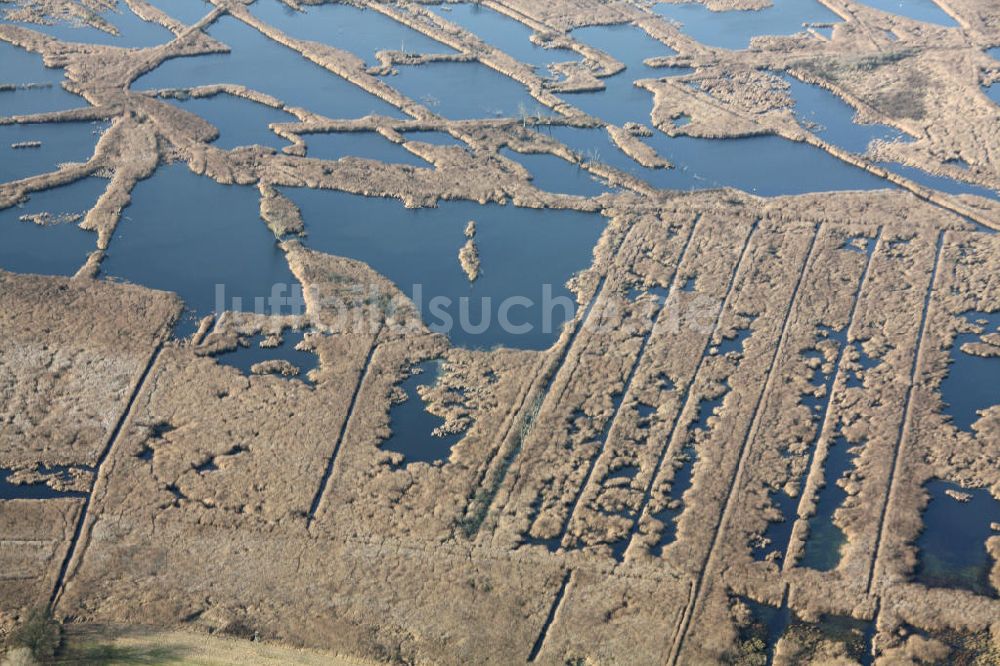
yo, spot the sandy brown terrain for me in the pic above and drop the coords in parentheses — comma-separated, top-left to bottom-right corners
(1, 0, 999, 664)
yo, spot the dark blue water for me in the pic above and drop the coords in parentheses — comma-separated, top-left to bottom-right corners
(429, 3, 575, 71)
(800, 436, 856, 571)
(302, 131, 430, 167)
(499, 147, 609, 197)
(857, 0, 958, 27)
(0, 176, 104, 276)
(915, 479, 999, 597)
(147, 0, 213, 25)
(0, 42, 86, 116)
(548, 125, 892, 196)
(655, 0, 841, 50)
(250, 0, 453, 65)
(101, 164, 301, 337)
(563, 24, 691, 127)
(0, 466, 88, 500)
(162, 92, 294, 150)
(382, 360, 463, 464)
(0, 121, 108, 183)
(783, 75, 905, 154)
(283, 187, 606, 350)
(213, 329, 318, 384)
(382, 60, 548, 120)
(4, 3, 175, 48)
(939, 311, 1000, 432)
(135, 16, 405, 120)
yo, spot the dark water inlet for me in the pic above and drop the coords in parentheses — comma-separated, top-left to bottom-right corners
(135, 16, 406, 120)
(0, 177, 105, 277)
(799, 436, 857, 571)
(381, 360, 463, 465)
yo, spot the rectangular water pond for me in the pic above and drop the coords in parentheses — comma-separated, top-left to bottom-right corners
(548, 125, 893, 196)
(250, 0, 454, 65)
(162, 92, 294, 150)
(429, 3, 576, 72)
(0, 120, 107, 184)
(381, 360, 463, 465)
(0, 177, 105, 276)
(135, 16, 406, 120)
(101, 163, 302, 338)
(381, 61, 548, 120)
(3, 2, 175, 48)
(500, 147, 610, 198)
(283, 187, 606, 350)
(655, 0, 841, 50)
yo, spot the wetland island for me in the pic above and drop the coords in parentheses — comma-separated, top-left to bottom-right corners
(1, 0, 999, 663)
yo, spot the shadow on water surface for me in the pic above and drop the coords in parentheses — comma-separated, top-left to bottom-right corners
(0, 177, 105, 276)
(382, 360, 463, 465)
(135, 16, 405, 120)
